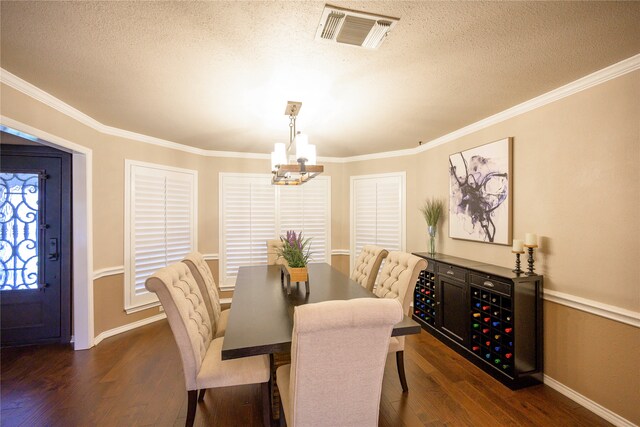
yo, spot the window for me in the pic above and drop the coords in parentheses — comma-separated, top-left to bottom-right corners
(124, 160, 197, 313)
(350, 172, 405, 272)
(219, 174, 331, 289)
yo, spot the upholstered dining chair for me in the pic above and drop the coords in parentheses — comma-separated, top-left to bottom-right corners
(350, 245, 389, 292)
(276, 298, 403, 427)
(145, 262, 271, 427)
(374, 251, 427, 392)
(267, 239, 287, 266)
(182, 252, 229, 338)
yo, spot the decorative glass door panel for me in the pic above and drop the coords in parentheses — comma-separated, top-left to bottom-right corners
(0, 139, 71, 346)
(0, 173, 41, 291)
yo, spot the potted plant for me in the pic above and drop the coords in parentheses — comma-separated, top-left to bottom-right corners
(277, 230, 312, 282)
(419, 198, 445, 255)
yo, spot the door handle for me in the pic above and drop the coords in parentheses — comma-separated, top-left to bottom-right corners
(48, 238, 59, 260)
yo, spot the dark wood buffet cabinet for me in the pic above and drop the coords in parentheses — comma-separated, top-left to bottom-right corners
(412, 252, 543, 389)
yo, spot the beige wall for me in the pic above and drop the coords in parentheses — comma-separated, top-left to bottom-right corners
(410, 71, 639, 311)
(332, 71, 640, 423)
(2, 69, 639, 423)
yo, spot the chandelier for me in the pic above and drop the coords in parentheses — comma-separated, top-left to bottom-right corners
(271, 101, 323, 185)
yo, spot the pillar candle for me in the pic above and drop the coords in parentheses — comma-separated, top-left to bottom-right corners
(525, 233, 537, 246)
(512, 239, 524, 252)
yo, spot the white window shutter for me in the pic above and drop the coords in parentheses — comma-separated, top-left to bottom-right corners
(350, 173, 405, 273)
(220, 175, 276, 286)
(125, 161, 197, 312)
(219, 174, 331, 289)
(279, 177, 331, 264)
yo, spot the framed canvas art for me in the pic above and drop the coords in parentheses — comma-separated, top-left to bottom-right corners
(448, 137, 512, 245)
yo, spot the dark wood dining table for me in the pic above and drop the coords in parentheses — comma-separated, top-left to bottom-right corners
(221, 263, 421, 361)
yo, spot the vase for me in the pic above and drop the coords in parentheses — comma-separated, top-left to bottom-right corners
(428, 225, 437, 255)
(283, 265, 310, 295)
(287, 266, 308, 282)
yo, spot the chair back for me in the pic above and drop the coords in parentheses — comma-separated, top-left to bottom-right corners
(267, 239, 287, 266)
(182, 252, 221, 328)
(145, 262, 213, 390)
(374, 251, 428, 314)
(350, 245, 389, 292)
(288, 298, 402, 426)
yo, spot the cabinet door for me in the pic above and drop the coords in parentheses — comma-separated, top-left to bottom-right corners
(437, 276, 468, 345)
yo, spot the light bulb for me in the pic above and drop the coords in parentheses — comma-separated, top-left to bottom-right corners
(274, 143, 287, 165)
(295, 133, 309, 162)
(307, 144, 316, 165)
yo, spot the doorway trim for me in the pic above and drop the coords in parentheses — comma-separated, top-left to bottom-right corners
(1, 116, 94, 350)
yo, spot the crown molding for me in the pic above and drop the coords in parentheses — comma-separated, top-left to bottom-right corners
(2, 53, 638, 162)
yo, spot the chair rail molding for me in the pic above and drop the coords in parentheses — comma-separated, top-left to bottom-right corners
(331, 249, 350, 256)
(543, 289, 639, 328)
(93, 266, 125, 280)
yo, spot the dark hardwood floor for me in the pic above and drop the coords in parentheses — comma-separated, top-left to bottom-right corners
(1, 320, 610, 426)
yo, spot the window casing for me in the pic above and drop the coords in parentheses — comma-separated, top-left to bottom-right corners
(219, 173, 331, 289)
(350, 172, 406, 273)
(124, 160, 197, 313)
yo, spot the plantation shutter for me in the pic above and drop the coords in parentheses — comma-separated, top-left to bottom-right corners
(220, 174, 276, 286)
(125, 161, 197, 312)
(350, 173, 405, 273)
(279, 176, 331, 264)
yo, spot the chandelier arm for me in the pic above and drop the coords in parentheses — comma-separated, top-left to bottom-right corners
(287, 114, 296, 155)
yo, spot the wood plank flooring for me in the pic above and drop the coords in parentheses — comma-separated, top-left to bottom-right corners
(1, 320, 610, 426)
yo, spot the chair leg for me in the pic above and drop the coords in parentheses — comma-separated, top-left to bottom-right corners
(198, 389, 206, 402)
(186, 390, 198, 427)
(262, 381, 271, 427)
(396, 351, 408, 392)
(279, 398, 286, 427)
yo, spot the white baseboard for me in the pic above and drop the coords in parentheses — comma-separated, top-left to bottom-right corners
(543, 375, 636, 427)
(93, 313, 166, 346)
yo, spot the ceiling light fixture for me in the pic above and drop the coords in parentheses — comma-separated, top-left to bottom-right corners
(271, 101, 323, 185)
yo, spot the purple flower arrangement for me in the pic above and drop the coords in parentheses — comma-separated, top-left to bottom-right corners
(278, 230, 312, 268)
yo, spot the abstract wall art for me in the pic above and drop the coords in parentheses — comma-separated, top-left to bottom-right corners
(449, 137, 512, 245)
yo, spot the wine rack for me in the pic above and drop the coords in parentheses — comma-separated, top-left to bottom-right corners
(470, 286, 514, 376)
(413, 268, 437, 326)
(412, 252, 543, 389)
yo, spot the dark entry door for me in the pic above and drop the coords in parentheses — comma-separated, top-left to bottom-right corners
(0, 140, 71, 346)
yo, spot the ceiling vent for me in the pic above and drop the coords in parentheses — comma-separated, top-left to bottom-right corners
(315, 4, 399, 49)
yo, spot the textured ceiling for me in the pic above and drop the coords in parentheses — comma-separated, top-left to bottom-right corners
(1, 1, 639, 157)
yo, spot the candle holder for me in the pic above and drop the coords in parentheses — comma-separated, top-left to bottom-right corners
(524, 244, 538, 275)
(511, 250, 524, 274)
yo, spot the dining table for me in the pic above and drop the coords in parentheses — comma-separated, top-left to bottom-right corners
(221, 262, 421, 360)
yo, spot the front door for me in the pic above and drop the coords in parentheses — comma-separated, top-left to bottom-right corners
(0, 138, 71, 346)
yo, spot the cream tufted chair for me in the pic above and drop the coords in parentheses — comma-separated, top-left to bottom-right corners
(276, 298, 403, 427)
(145, 263, 271, 427)
(374, 251, 427, 392)
(350, 245, 389, 292)
(182, 252, 229, 338)
(267, 239, 288, 266)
